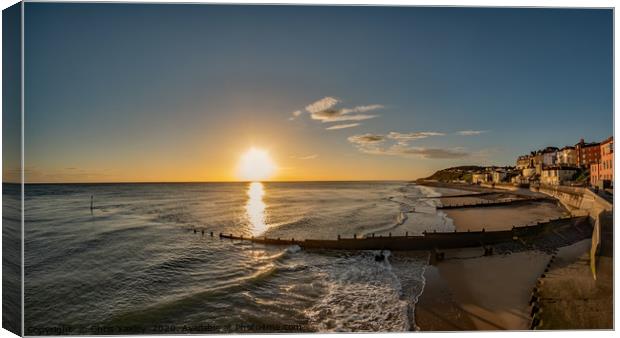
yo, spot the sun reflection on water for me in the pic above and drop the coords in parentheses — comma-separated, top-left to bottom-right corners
(246, 182, 267, 236)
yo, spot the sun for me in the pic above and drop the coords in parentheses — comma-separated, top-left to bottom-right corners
(236, 147, 277, 182)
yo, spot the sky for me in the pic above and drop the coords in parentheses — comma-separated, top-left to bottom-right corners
(16, 4, 613, 183)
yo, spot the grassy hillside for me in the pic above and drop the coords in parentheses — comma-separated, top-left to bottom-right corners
(422, 166, 485, 182)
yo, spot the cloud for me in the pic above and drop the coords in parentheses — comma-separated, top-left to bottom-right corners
(348, 131, 468, 159)
(457, 130, 487, 136)
(288, 110, 303, 121)
(348, 133, 386, 144)
(305, 97, 340, 114)
(387, 145, 469, 159)
(294, 97, 383, 123)
(291, 154, 318, 160)
(340, 104, 384, 114)
(326, 123, 361, 130)
(387, 131, 445, 142)
(315, 113, 378, 123)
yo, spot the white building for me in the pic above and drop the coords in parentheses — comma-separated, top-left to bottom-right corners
(556, 146, 577, 166)
(541, 147, 559, 166)
(540, 166, 578, 186)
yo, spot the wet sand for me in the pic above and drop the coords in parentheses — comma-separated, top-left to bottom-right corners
(415, 247, 550, 330)
(439, 192, 520, 207)
(443, 201, 569, 231)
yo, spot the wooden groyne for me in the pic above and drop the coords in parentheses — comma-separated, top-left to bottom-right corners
(217, 216, 588, 251)
(438, 196, 554, 209)
(422, 192, 497, 199)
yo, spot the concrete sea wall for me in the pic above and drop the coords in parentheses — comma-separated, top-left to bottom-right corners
(533, 184, 612, 278)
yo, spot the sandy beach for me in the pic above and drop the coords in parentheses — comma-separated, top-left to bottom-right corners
(433, 184, 571, 232)
(442, 201, 569, 231)
(415, 247, 550, 330)
(414, 182, 585, 331)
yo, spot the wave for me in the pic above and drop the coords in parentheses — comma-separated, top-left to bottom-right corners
(305, 251, 410, 332)
(105, 244, 303, 328)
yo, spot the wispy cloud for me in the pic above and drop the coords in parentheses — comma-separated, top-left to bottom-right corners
(314, 112, 378, 123)
(326, 123, 361, 130)
(348, 133, 386, 144)
(386, 145, 469, 159)
(289, 110, 303, 120)
(340, 104, 384, 114)
(291, 154, 319, 160)
(457, 130, 488, 136)
(348, 131, 468, 159)
(387, 131, 445, 143)
(292, 97, 383, 124)
(305, 97, 340, 114)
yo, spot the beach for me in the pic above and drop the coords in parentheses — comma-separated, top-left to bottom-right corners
(413, 182, 585, 331)
(415, 248, 550, 330)
(443, 201, 568, 232)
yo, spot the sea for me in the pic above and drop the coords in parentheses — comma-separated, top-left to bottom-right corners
(18, 181, 461, 334)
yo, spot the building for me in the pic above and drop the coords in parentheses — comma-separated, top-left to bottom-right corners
(591, 162, 600, 187)
(540, 147, 559, 166)
(600, 137, 614, 184)
(556, 146, 577, 166)
(522, 167, 536, 178)
(591, 136, 613, 188)
(472, 172, 491, 184)
(540, 166, 578, 186)
(530, 151, 544, 174)
(516, 155, 532, 170)
(492, 170, 507, 183)
(512, 175, 527, 185)
(575, 138, 601, 168)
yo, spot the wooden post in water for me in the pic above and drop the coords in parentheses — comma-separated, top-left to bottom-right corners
(90, 195, 94, 213)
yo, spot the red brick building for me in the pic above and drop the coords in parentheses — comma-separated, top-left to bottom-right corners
(575, 138, 601, 168)
(591, 137, 613, 187)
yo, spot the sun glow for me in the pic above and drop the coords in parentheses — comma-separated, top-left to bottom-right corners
(236, 147, 277, 182)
